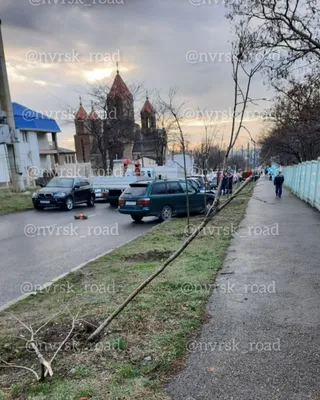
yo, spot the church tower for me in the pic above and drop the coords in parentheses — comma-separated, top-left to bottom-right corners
(74, 96, 92, 163)
(106, 67, 135, 160)
(141, 93, 156, 130)
(107, 67, 134, 122)
(132, 94, 167, 165)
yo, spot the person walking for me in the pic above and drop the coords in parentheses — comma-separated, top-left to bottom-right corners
(274, 171, 284, 198)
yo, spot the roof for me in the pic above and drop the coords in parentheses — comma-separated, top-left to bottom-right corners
(133, 141, 159, 154)
(75, 105, 88, 120)
(39, 147, 75, 155)
(141, 98, 155, 114)
(57, 146, 76, 154)
(12, 102, 61, 133)
(88, 108, 99, 120)
(109, 72, 132, 100)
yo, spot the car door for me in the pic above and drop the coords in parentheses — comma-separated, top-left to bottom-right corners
(73, 178, 82, 203)
(80, 178, 91, 202)
(180, 181, 199, 211)
(166, 181, 186, 214)
(149, 182, 168, 214)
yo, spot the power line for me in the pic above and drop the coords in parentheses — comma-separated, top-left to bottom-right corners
(7, 62, 77, 113)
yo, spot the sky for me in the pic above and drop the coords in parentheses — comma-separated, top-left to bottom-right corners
(0, 0, 271, 151)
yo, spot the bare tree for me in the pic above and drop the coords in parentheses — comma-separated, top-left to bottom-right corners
(227, 0, 320, 84)
(227, 153, 247, 171)
(86, 20, 266, 343)
(157, 88, 192, 230)
(259, 74, 320, 164)
(194, 144, 225, 172)
(153, 96, 177, 166)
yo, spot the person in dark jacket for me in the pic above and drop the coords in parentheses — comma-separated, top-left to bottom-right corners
(274, 171, 284, 198)
(220, 171, 228, 195)
(227, 170, 233, 194)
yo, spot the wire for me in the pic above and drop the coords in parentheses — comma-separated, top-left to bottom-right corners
(7, 62, 76, 112)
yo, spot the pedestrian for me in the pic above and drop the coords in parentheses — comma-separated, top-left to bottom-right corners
(274, 171, 284, 198)
(219, 171, 228, 195)
(227, 170, 233, 194)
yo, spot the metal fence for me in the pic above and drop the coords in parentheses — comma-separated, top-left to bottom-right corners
(282, 158, 320, 211)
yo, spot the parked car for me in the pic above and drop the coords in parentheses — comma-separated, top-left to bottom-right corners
(208, 173, 218, 189)
(94, 187, 109, 202)
(32, 176, 95, 211)
(188, 175, 205, 188)
(180, 178, 215, 195)
(118, 179, 215, 222)
(185, 177, 202, 190)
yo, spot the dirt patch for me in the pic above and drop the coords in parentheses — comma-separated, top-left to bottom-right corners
(124, 250, 172, 262)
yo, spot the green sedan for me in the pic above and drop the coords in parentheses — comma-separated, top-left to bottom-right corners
(118, 179, 215, 222)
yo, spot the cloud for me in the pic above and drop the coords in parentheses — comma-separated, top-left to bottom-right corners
(0, 0, 270, 149)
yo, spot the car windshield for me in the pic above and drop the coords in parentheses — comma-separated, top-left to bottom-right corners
(46, 178, 74, 188)
(123, 185, 148, 196)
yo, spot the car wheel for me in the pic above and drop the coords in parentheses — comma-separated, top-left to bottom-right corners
(64, 197, 74, 211)
(34, 205, 44, 211)
(87, 194, 95, 207)
(131, 215, 143, 222)
(159, 205, 173, 221)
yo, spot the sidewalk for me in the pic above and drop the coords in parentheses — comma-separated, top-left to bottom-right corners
(168, 177, 320, 400)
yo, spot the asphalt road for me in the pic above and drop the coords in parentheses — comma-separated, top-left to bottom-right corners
(0, 203, 159, 309)
(168, 177, 320, 400)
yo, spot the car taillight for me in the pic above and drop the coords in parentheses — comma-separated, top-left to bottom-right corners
(118, 199, 125, 205)
(137, 198, 150, 205)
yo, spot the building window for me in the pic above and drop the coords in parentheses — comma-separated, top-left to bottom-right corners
(22, 131, 28, 142)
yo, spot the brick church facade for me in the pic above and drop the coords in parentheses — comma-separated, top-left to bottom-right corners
(73, 70, 167, 170)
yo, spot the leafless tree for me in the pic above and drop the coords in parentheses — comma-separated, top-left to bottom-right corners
(227, 0, 320, 84)
(193, 112, 223, 173)
(86, 20, 266, 343)
(153, 97, 177, 166)
(157, 88, 192, 229)
(259, 74, 320, 164)
(227, 153, 247, 171)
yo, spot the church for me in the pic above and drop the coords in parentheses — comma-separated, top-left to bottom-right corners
(73, 70, 167, 170)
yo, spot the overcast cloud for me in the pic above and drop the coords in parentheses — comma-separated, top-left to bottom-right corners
(0, 0, 270, 149)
